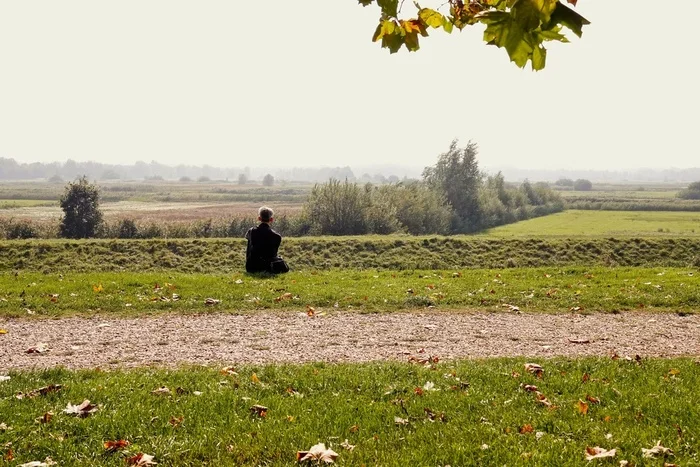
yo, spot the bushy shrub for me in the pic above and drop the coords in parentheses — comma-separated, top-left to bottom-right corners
(59, 176, 103, 239)
(118, 219, 138, 239)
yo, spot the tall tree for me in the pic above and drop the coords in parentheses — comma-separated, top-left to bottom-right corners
(423, 140, 483, 232)
(59, 176, 103, 239)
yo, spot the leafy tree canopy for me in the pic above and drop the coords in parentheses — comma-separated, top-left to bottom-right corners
(358, 0, 589, 70)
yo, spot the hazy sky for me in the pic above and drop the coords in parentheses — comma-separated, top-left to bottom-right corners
(1, 1, 698, 171)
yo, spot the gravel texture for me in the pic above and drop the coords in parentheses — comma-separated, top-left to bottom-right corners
(1, 311, 698, 371)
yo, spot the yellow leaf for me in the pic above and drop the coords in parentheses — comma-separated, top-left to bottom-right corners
(577, 400, 589, 415)
(93, 284, 104, 293)
(669, 368, 680, 376)
(251, 373, 260, 384)
(0, 329, 7, 335)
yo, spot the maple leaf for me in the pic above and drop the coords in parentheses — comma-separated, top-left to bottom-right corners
(584, 447, 617, 460)
(642, 441, 674, 458)
(126, 453, 157, 465)
(63, 399, 99, 417)
(296, 443, 339, 464)
(104, 439, 130, 452)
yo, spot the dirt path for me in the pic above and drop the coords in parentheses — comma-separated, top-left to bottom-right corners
(1, 311, 699, 370)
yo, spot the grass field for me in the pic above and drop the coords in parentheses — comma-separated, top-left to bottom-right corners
(1, 359, 698, 466)
(0, 267, 697, 318)
(484, 210, 700, 237)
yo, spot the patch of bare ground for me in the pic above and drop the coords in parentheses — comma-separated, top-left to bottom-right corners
(1, 311, 698, 371)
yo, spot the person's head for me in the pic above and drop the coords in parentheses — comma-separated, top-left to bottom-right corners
(258, 206, 274, 223)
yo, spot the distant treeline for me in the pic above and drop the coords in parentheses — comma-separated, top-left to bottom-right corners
(0, 157, 358, 183)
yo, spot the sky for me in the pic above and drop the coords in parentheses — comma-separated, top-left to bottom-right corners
(1, 1, 698, 171)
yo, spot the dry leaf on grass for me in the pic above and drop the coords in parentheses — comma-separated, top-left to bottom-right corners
(585, 446, 617, 460)
(204, 298, 221, 306)
(63, 400, 99, 417)
(151, 386, 171, 396)
(0, 376, 10, 383)
(35, 412, 54, 424)
(126, 453, 157, 465)
(18, 459, 56, 467)
(169, 416, 184, 427)
(275, 292, 293, 302)
(520, 424, 534, 434)
(340, 439, 355, 451)
(394, 416, 409, 426)
(642, 441, 673, 458)
(16, 384, 62, 400)
(520, 384, 538, 392)
(296, 443, 338, 464)
(0, 423, 9, 431)
(104, 440, 130, 452)
(578, 400, 589, 415)
(250, 405, 268, 418)
(586, 395, 601, 404)
(525, 363, 544, 378)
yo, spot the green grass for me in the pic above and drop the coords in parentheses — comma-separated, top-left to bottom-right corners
(484, 210, 700, 237)
(1, 267, 697, 318)
(0, 199, 55, 209)
(1, 359, 698, 466)
(2, 236, 700, 273)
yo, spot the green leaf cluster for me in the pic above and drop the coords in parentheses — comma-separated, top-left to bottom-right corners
(359, 0, 589, 70)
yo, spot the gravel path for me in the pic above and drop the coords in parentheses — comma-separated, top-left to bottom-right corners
(1, 311, 699, 370)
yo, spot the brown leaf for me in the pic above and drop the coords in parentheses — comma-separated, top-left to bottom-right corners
(582, 373, 591, 383)
(340, 439, 355, 452)
(585, 447, 616, 460)
(519, 424, 534, 434)
(16, 384, 62, 400)
(586, 395, 600, 404)
(524, 363, 544, 378)
(535, 392, 552, 407)
(250, 405, 268, 418)
(169, 416, 184, 427)
(220, 366, 238, 376)
(35, 412, 54, 424)
(275, 292, 293, 302)
(296, 443, 338, 464)
(204, 298, 221, 306)
(26, 343, 50, 354)
(520, 384, 538, 392)
(349, 424, 359, 433)
(151, 386, 171, 396)
(104, 439, 130, 452)
(578, 400, 589, 415)
(306, 305, 315, 317)
(568, 338, 590, 344)
(251, 373, 261, 384)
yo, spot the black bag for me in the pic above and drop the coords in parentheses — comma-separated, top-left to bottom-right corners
(268, 257, 290, 274)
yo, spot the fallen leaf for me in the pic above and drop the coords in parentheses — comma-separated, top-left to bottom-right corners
(422, 381, 436, 391)
(93, 284, 104, 293)
(251, 373, 261, 384)
(0, 329, 7, 334)
(235, 279, 243, 284)
(642, 441, 673, 458)
(586, 395, 601, 404)
(0, 376, 10, 382)
(104, 439, 130, 452)
(525, 363, 544, 378)
(578, 400, 589, 415)
(126, 453, 157, 465)
(250, 405, 268, 417)
(394, 416, 409, 425)
(151, 387, 171, 396)
(520, 424, 534, 434)
(340, 439, 355, 451)
(18, 460, 56, 467)
(169, 416, 184, 427)
(668, 369, 680, 376)
(582, 373, 591, 383)
(296, 443, 339, 464)
(306, 305, 315, 317)
(275, 292, 293, 302)
(35, 412, 54, 424)
(26, 343, 50, 354)
(569, 338, 591, 344)
(204, 298, 221, 306)
(63, 399, 99, 417)
(220, 366, 238, 376)
(349, 424, 359, 433)
(535, 392, 553, 408)
(585, 446, 617, 460)
(16, 384, 62, 399)
(0, 423, 9, 431)
(520, 384, 538, 392)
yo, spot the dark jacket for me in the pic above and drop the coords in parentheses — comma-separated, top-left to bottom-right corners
(245, 223, 282, 273)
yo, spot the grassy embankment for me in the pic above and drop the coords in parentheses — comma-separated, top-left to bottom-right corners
(0, 267, 697, 318)
(1, 359, 698, 466)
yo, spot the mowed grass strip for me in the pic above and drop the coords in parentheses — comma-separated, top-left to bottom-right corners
(484, 210, 700, 237)
(1, 359, 698, 466)
(1, 267, 697, 318)
(2, 236, 700, 273)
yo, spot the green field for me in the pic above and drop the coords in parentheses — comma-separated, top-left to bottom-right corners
(1, 359, 698, 466)
(485, 210, 700, 237)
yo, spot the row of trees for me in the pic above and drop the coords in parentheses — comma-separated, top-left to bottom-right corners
(678, 181, 700, 200)
(302, 141, 564, 236)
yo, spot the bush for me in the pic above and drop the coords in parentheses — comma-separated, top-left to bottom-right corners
(678, 181, 700, 200)
(573, 179, 593, 191)
(118, 219, 139, 239)
(2, 220, 39, 239)
(262, 174, 275, 186)
(59, 176, 103, 239)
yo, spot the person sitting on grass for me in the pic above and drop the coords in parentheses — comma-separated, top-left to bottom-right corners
(244, 206, 289, 274)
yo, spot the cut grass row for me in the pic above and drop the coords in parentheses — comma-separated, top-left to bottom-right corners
(1, 267, 697, 318)
(1, 359, 698, 466)
(2, 236, 699, 273)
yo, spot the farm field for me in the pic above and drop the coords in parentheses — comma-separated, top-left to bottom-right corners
(1, 359, 698, 466)
(484, 210, 700, 237)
